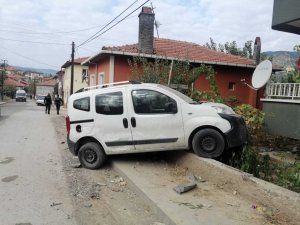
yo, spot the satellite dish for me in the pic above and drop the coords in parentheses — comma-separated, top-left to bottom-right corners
(251, 60, 272, 89)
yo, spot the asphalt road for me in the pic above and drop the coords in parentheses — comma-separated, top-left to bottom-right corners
(0, 99, 77, 225)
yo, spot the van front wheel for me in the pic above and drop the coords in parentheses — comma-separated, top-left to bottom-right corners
(192, 128, 225, 158)
(78, 142, 106, 170)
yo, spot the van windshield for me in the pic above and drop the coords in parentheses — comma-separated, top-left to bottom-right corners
(16, 93, 26, 97)
(158, 85, 199, 104)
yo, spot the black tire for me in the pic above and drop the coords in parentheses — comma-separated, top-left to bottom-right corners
(192, 128, 225, 158)
(78, 142, 106, 170)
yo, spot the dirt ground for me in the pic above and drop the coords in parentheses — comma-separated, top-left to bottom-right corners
(168, 152, 300, 225)
(51, 115, 165, 225)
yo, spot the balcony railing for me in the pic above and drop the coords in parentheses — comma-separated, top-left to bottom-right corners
(266, 83, 300, 100)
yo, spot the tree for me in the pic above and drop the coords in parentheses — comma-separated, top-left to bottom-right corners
(128, 56, 222, 101)
(205, 37, 217, 51)
(294, 44, 300, 52)
(260, 53, 273, 62)
(205, 38, 253, 58)
(4, 85, 16, 99)
(287, 70, 300, 83)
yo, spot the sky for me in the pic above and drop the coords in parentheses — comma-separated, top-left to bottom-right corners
(0, 0, 299, 70)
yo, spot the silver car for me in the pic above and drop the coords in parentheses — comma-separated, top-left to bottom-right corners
(36, 95, 46, 106)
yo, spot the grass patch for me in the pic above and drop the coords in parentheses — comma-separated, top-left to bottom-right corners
(222, 146, 300, 193)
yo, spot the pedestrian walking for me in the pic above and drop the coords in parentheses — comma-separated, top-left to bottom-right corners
(54, 95, 63, 115)
(44, 93, 52, 114)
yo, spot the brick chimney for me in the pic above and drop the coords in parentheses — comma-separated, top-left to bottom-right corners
(138, 6, 154, 54)
(253, 37, 261, 65)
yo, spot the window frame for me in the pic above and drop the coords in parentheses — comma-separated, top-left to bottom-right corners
(73, 96, 90, 112)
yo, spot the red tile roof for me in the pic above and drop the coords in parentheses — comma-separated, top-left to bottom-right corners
(37, 78, 57, 86)
(61, 57, 89, 68)
(4, 77, 26, 87)
(102, 38, 255, 67)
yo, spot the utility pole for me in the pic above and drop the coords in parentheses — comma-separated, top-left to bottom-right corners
(70, 41, 75, 95)
(1, 60, 7, 101)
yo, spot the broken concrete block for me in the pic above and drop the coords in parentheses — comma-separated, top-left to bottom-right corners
(173, 183, 197, 194)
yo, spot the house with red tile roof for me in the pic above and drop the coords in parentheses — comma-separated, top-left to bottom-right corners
(82, 7, 280, 108)
(36, 78, 57, 97)
(4, 77, 27, 88)
(61, 57, 89, 103)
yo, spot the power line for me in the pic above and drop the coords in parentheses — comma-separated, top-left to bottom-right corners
(81, 0, 150, 47)
(0, 25, 106, 35)
(0, 45, 59, 69)
(0, 37, 70, 46)
(78, 0, 140, 47)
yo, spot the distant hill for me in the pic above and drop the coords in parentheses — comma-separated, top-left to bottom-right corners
(13, 66, 57, 76)
(263, 51, 300, 68)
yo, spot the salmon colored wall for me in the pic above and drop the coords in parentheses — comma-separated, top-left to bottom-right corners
(194, 65, 257, 107)
(88, 56, 110, 85)
(88, 55, 260, 108)
(114, 56, 133, 82)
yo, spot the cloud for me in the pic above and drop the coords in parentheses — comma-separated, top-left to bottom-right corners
(0, 0, 299, 70)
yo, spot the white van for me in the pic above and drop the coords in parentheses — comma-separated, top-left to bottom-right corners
(16, 90, 27, 102)
(66, 81, 247, 169)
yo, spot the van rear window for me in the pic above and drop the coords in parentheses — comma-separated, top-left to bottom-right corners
(73, 97, 90, 111)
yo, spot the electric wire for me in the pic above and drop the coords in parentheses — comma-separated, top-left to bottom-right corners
(0, 37, 70, 46)
(0, 45, 60, 69)
(78, 0, 140, 47)
(85, 0, 150, 45)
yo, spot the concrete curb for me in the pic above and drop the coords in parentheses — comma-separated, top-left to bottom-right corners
(112, 161, 177, 225)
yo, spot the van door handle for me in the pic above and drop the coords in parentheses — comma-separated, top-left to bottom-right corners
(131, 117, 136, 128)
(123, 118, 128, 128)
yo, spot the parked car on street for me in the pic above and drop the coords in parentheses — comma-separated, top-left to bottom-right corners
(36, 95, 46, 106)
(66, 81, 248, 169)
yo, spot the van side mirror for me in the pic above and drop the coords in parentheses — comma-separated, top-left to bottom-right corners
(165, 102, 177, 114)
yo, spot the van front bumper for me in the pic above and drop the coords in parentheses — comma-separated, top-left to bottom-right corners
(219, 114, 248, 148)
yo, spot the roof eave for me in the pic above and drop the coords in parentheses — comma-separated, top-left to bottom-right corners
(99, 50, 256, 69)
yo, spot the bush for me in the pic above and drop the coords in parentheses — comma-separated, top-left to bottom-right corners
(234, 104, 265, 144)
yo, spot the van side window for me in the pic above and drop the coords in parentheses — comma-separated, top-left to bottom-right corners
(132, 89, 177, 114)
(95, 92, 123, 115)
(73, 97, 90, 112)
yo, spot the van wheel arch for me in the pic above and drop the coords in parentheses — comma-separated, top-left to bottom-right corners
(189, 126, 227, 157)
(75, 137, 105, 156)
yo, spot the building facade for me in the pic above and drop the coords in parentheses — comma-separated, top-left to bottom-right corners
(61, 57, 89, 104)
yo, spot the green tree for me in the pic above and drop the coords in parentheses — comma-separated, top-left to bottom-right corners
(287, 70, 300, 83)
(205, 37, 217, 51)
(128, 56, 222, 101)
(294, 44, 300, 52)
(4, 85, 16, 98)
(260, 53, 273, 62)
(206, 38, 253, 58)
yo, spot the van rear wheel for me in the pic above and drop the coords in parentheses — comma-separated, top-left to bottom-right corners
(78, 142, 106, 170)
(192, 128, 225, 158)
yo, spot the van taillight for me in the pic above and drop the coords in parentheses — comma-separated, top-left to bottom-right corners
(66, 115, 70, 134)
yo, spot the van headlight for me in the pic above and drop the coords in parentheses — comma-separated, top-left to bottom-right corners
(211, 105, 235, 115)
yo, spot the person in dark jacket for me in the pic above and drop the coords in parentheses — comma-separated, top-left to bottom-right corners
(44, 93, 52, 114)
(54, 95, 63, 115)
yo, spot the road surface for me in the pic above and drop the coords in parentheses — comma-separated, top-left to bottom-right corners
(0, 100, 78, 225)
(0, 100, 162, 225)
